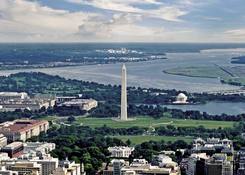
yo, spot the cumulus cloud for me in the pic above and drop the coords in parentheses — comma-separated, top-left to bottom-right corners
(0, 0, 96, 42)
(0, 0, 191, 42)
(0, 0, 244, 42)
(76, 13, 194, 42)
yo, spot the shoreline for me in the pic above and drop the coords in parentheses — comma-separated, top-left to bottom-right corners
(0, 58, 167, 72)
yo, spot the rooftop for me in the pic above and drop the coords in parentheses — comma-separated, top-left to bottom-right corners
(0, 92, 27, 96)
(4, 142, 23, 149)
(62, 98, 97, 105)
(0, 120, 48, 133)
(108, 146, 135, 151)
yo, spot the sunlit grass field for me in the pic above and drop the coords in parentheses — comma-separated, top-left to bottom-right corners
(76, 116, 235, 129)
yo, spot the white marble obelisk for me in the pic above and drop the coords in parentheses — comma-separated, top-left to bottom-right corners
(120, 64, 128, 121)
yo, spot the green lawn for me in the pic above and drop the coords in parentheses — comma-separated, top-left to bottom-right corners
(38, 116, 58, 121)
(164, 66, 245, 86)
(112, 135, 194, 145)
(76, 117, 235, 129)
(164, 66, 232, 79)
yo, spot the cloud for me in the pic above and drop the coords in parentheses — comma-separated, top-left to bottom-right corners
(202, 16, 222, 21)
(0, 0, 244, 42)
(148, 6, 188, 22)
(76, 13, 194, 42)
(0, 0, 191, 42)
(0, 0, 96, 42)
(224, 29, 245, 40)
(66, 0, 188, 22)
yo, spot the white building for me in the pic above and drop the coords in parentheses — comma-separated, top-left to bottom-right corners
(1, 154, 59, 175)
(60, 98, 98, 111)
(108, 146, 135, 158)
(0, 134, 7, 148)
(0, 166, 18, 175)
(0, 92, 55, 112)
(53, 159, 82, 175)
(31, 157, 59, 175)
(120, 158, 180, 175)
(4, 161, 42, 175)
(23, 142, 56, 156)
(152, 154, 178, 170)
(56, 96, 77, 104)
(192, 137, 233, 153)
(0, 92, 29, 101)
(0, 153, 10, 161)
(173, 93, 188, 104)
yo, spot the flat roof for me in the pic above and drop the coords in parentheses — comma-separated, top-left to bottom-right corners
(0, 92, 27, 96)
(0, 120, 48, 133)
(4, 142, 23, 149)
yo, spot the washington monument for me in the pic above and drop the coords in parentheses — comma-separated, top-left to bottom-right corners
(120, 64, 128, 121)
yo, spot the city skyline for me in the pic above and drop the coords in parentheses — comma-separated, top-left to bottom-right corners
(0, 0, 245, 43)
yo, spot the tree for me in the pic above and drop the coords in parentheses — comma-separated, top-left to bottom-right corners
(67, 116, 76, 123)
(126, 139, 132, 146)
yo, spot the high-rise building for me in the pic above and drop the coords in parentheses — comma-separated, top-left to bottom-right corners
(235, 147, 245, 175)
(113, 159, 125, 175)
(52, 159, 82, 175)
(120, 64, 128, 121)
(205, 154, 233, 175)
(31, 157, 58, 175)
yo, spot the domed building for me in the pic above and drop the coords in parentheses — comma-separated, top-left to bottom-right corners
(173, 93, 188, 104)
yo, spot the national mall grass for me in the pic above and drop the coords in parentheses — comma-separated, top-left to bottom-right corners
(76, 117, 235, 129)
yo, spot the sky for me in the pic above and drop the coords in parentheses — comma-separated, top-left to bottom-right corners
(0, 0, 245, 42)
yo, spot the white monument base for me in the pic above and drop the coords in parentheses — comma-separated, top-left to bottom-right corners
(111, 117, 137, 122)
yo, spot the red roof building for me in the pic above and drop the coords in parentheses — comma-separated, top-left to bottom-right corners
(0, 120, 49, 142)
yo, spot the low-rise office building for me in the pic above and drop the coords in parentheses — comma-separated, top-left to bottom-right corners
(192, 137, 233, 156)
(0, 99, 55, 112)
(59, 98, 98, 111)
(1, 142, 24, 158)
(0, 166, 18, 175)
(56, 96, 77, 104)
(53, 159, 82, 175)
(0, 92, 29, 101)
(31, 157, 58, 175)
(0, 153, 10, 161)
(23, 142, 55, 156)
(0, 120, 49, 142)
(104, 158, 180, 175)
(6, 162, 41, 175)
(0, 92, 55, 112)
(0, 134, 8, 148)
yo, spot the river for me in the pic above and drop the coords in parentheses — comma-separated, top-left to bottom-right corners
(0, 51, 245, 115)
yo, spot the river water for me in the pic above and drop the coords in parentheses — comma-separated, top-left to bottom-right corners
(0, 51, 245, 115)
